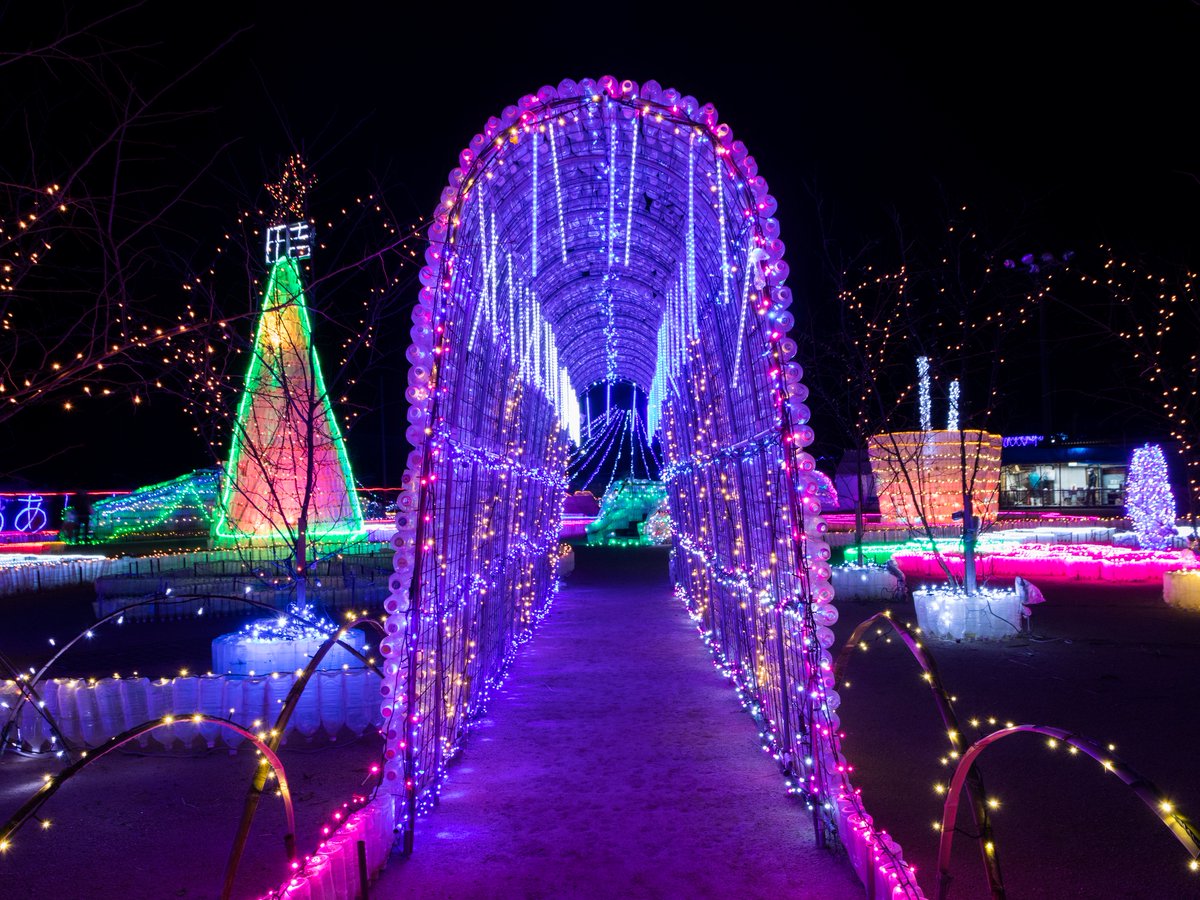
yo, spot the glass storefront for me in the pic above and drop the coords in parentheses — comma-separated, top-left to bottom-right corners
(1000, 461, 1127, 508)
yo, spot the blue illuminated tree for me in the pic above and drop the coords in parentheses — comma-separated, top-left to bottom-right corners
(1125, 443, 1176, 550)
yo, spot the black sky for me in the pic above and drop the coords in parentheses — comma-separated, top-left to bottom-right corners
(3, 3, 1199, 490)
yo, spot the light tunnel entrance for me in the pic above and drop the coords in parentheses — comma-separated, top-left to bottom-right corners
(378, 77, 918, 895)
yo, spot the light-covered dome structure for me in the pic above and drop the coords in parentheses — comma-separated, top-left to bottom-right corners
(377, 76, 919, 895)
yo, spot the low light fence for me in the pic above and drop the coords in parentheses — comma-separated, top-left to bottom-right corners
(0, 556, 112, 595)
(1, 669, 382, 752)
(0, 546, 393, 599)
(93, 576, 390, 621)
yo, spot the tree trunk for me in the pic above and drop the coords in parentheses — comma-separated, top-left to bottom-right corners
(962, 490, 977, 595)
(854, 449, 865, 565)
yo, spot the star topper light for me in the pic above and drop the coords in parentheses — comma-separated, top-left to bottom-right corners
(264, 155, 316, 266)
(265, 154, 315, 224)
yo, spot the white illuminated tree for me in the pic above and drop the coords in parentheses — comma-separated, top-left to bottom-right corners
(1125, 443, 1177, 550)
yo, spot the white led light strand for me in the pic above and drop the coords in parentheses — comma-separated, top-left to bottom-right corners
(545, 318, 554, 408)
(506, 252, 516, 364)
(731, 245, 768, 390)
(686, 130, 697, 318)
(467, 188, 489, 352)
(603, 275, 618, 383)
(530, 130, 539, 277)
(918, 356, 932, 432)
(531, 292, 541, 388)
(549, 121, 568, 264)
(685, 256, 698, 343)
(517, 284, 531, 381)
(624, 115, 638, 267)
(948, 379, 960, 431)
(607, 119, 617, 269)
(648, 312, 667, 437)
(490, 210, 500, 342)
(717, 157, 730, 307)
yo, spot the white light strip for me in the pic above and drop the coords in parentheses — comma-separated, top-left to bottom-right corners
(506, 252, 516, 364)
(686, 131, 697, 318)
(717, 158, 730, 307)
(731, 250, 754, 389)
(624, 116, 638, 267)
(490, 210, 500, 342)
(467, 188, 488, 352)
(608, 119, 617, 269)
(549, 121, 568, 264)
(918, 356, 932, 432)
(530, 130, 539, 278)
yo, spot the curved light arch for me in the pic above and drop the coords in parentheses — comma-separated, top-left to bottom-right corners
(381, 76, 920, 896)
(935, 724, 1200, 899)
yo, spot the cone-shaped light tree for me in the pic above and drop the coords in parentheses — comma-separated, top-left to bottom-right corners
(211, 157, 365, 605)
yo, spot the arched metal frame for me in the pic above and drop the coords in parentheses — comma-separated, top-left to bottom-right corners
(936, 724, 1200, 900)
(1, 593, 382, 759)
(381, 76, 919, 894)
(221, 616, 385, 899)
(0, 716, 296, 867)
(836, 612, 1005, 896)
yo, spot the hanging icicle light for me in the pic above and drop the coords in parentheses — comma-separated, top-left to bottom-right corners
(918, 356, 932, 432)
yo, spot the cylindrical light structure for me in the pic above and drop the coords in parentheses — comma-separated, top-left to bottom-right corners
(868, 430, 1002, 526)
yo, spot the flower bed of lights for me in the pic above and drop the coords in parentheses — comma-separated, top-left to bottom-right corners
(87, 468, 219, 543)
(830, 563, 904, 601)
(913, 586, 1023, 641)
(354, 74, 927, 900)
(868, 430, 1002, 526)
(586, 479, 668, 545)
(1, 669, 381, 752)
(1113, 528, 1190, 550)
(1163, 570, 1200, 611)
(364, 522, 398, 543)
(894, 542, 1200, 584)
(991, 525, 1117, 546)
(91, 551, 391, 622)
(212, 602, 367, 676)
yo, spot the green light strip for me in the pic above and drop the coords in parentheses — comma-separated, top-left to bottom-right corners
(212, 257, 366, 546)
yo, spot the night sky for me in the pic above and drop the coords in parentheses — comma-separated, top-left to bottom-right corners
(2, 3, 1198, 491)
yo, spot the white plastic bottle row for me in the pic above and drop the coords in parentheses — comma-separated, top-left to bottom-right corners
(1, 669, 382, 751)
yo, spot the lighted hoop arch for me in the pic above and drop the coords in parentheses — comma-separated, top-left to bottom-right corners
(382, 76, 920, 895)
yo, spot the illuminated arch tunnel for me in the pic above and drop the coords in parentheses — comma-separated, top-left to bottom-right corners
(378, 76, 920, 896)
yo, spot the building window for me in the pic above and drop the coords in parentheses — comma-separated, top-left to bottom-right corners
(1000, 462, 1126, 508)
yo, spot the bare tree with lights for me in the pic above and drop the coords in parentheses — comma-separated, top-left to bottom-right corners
(150, 155, 422, 615)
(0, 8, 246, 449)
(803, 203, 1040, 589)
(1039, 247, 1200, 531)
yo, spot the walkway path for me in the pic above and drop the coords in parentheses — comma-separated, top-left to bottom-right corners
(373, 547, 861, 899)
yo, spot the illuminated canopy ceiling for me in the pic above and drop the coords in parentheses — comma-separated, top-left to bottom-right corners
(437, 77, 782, 396)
